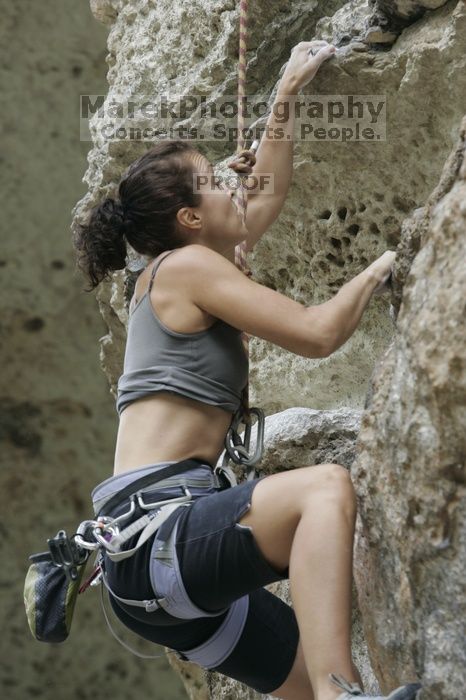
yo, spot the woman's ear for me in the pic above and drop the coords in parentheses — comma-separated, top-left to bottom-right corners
(176, 206, 202, 231)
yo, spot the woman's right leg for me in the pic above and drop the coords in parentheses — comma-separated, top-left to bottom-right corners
(236, 463, 361, 700)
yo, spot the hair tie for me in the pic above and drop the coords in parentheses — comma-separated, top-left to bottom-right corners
(114, 199, 130, 237)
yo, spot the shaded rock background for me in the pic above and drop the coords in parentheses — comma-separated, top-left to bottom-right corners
(0, 1, 186, 698)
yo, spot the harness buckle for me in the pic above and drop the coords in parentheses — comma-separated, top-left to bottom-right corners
(75, 486, 195, 559)
(136, 485, 192, 510)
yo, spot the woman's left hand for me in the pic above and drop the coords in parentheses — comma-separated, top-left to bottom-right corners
(281, 40, 336, 93)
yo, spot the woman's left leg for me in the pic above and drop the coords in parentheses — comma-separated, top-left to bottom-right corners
(172, 465, 361, 699)
(160, 477, 306, 695)
(272, 640, 363, 700)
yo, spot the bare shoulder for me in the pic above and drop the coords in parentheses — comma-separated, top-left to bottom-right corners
(178, 243, 236, 264)
(167, 244, 236, 275)
(155, 245, 235, 321)
(172, 244, 329, 359)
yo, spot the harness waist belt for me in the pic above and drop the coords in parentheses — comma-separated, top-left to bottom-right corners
(95, 458, 215, 517)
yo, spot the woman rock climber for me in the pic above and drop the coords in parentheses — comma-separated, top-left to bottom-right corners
(73, 40, 421, 700)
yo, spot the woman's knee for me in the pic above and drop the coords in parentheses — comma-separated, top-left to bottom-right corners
(299, 463, 357, 513)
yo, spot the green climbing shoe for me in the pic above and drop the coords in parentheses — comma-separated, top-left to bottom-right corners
(329, 673, 422, 700)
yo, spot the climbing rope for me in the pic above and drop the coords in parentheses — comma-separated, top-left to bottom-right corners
(235, 0, 250, 223)
(234, 0, 252, 427)
(221, 0, 266, 477)
(233, 0, 255, 426)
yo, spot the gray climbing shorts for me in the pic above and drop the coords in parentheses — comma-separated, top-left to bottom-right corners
(94, 461, 300, 694)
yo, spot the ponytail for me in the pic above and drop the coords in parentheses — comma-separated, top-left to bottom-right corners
(72, 197, 128, 291)
(72, 140, 201, 292)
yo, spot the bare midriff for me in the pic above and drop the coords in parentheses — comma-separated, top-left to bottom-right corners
(113, 392, 233, 475)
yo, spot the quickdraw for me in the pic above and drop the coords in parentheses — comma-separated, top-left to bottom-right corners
(223, 407, 265, 480)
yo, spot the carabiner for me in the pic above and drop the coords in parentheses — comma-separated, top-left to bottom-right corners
(223, 406, 265, 469)
(47, 530, 89, 580)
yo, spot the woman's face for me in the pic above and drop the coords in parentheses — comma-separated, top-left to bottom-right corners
(179, 150, 248, 253)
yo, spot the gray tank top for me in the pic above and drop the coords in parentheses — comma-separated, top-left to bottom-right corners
(116, 250, 249, 416)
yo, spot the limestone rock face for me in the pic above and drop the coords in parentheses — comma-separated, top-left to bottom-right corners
(391, 122, 466, 315)
(364, 1, 450, 43)
(374, 0, 449, 21)
(352, 116, 466, 699)
(248, 406, 362, 474)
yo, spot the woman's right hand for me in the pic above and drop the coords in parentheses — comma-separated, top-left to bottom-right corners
(366, 251, 396, 295)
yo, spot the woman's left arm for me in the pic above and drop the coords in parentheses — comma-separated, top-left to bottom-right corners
(231, 41, 336, 253)
(239, 77, 296, 252)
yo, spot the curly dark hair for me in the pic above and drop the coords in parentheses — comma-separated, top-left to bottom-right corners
(72, 140, 202, 291)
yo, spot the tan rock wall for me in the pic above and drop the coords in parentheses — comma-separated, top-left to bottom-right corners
(353, 115, 466, 700)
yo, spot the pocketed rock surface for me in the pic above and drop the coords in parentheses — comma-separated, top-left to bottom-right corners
(71, 1, 466, 698)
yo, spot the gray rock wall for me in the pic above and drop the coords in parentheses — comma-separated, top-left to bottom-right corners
(352, 115, 466, 700)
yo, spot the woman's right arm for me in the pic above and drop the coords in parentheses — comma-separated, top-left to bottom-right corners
(180, 245, 394, 359)
(315, 250, 396, 354)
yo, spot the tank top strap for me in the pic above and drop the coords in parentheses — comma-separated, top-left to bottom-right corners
(148, 250, 176, 292)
